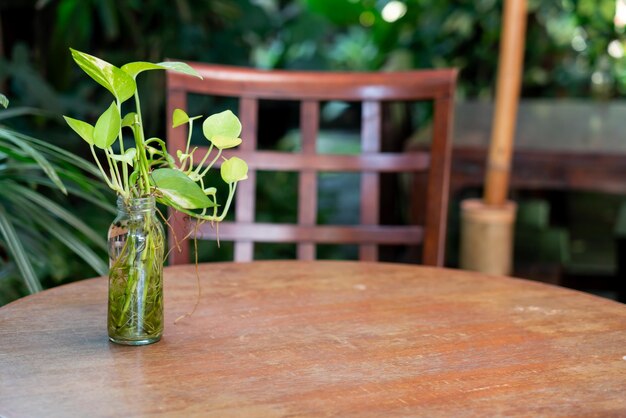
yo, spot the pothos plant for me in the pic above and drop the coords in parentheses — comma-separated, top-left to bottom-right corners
(63, 48, 248, 217)
(63, 49, 248, 344)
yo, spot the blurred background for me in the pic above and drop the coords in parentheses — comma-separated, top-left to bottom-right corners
(1, 0, 625, 305)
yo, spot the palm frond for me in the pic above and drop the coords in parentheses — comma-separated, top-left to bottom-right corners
(0, 205, 43, 293)
(0, 127, 66, 193)
(14, 195, 108, 276)
(4, 182, 107, 251)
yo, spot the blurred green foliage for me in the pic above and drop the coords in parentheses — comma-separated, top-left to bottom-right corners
(0, 0, 622, 299)
(1, 0, 623, 116)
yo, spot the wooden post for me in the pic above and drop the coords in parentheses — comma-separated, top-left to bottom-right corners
(484, 0, 527, 206)
(460, 0, 527, 276)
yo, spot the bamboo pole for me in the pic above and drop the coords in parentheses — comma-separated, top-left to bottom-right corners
(460, 0, 526, 275)
(484, 0, 527, 206)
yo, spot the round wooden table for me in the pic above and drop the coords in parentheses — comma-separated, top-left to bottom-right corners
(1, 261, 625, 417)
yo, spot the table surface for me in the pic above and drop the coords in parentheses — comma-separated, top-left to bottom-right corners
(1, 261, 625, 417)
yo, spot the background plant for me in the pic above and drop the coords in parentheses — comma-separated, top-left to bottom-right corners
(0, 94, 113, 305)
(0, 0, 622, 301)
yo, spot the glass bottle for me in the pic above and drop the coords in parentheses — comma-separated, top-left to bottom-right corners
(107, 196, 165, 345)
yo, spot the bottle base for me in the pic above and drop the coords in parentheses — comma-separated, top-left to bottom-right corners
(109, 335, 161, 346)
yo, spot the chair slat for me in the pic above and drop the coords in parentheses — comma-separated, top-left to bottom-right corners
(166, 89, 190, 265)
(422, 96, 454, 266)
(298, 101, 319, 260)
(360, 101, 382, 261)
(193, 222, 424, 245)
(197, 148, 430, 172)
(168, 65, 457, 101)
(234, 98, 259, 262)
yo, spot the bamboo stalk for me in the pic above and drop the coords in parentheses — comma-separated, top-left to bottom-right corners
(484, 0, 528, 206)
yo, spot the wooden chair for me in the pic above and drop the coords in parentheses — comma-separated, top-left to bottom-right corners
(166, 64, 457, 266)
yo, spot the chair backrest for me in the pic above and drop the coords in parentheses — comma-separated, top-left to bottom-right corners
(166, 64, 457, 266)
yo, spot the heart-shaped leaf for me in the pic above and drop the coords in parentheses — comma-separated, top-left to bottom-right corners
(0, 94, 8, 109)
(151, 168, 215, 209)
(157, 62, 202, 78)
(121, 61, 202, 79)
(211, 135, 242, 149)
(121, 62, 166, 79)
(221, 156, 249, 184)
(172, 108, 203, 129)
(63, 116, 95, 146)
(121, 112, 138, 128)
(94, 102, 121, 149)
(172, 108, 189, 128)
(70, 48, 136, 103)
(110, 148, 136, 167)
(202, 110, 242, 143)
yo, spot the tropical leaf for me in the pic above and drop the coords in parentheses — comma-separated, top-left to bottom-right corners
(12, 173, 114, 214)
(63, 116, 95, 146)
(93, 101, 121, 149)
(156, 61, 202, 78)
(19, 202, 107, 276)
(121, 61, 202, 79)
(70, 48, 136, 102)
(211, 135, 242, 149)
(0, 205, 42, 293)
(109, 148, 136, 167)
(151, 168, 215, 209)
(0, 128, 66, 193)
(121, 112, 138, 128)
(5, 183, 107, 251)
(221, 157, 249, 184)
(172, 108, 190, 128)
(202, 110, 242, 144)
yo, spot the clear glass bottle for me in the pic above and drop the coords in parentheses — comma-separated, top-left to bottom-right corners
(107, 196, 165, 345)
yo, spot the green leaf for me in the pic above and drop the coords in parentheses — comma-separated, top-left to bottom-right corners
(121, 62, 167, 79)
(94, 101, 121, 149)
(121, 112, 137, 128)
(110, 148, 136, 167)
(70, 48, 136, 102)
(211, 135, 242, 149)
(63, 116, 95, 146)
(156, 61, 202, 78)
(221, 156, 249, 184)
(121, 61, 202, 79)
(0, 128, 66, 193)
(21, 201, 108, 276)
(151, 168, 216, 209)
(5, 182, 107, 251)
(0, 205, 42, 293)
(202, 110, 242, 144)
(172, 108, 189, 128)
(172, 109, 202, 130)
(0, 93, 8, 109)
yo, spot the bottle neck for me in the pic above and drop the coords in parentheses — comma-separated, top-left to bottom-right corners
(116, 196, 156, 217)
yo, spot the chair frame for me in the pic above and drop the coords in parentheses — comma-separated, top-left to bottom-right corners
(166, 64, 457, 266)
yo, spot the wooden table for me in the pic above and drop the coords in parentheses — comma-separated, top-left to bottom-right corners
(450, 99, 626, 196)
(1, 261, 625, 417)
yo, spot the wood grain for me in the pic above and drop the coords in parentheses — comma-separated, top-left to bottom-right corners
(1, 261, 625, 417)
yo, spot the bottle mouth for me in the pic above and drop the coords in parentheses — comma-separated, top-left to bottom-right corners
(116, 196, 156, 213)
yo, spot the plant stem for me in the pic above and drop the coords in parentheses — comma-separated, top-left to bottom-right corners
(133, 92, 152, 195)
(199, 148, 222, 178)
(116, 99, 129, 192)
(90, 145, 121, 194)
(105, 147, 124, 192)
(194, 144, 215, 174)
